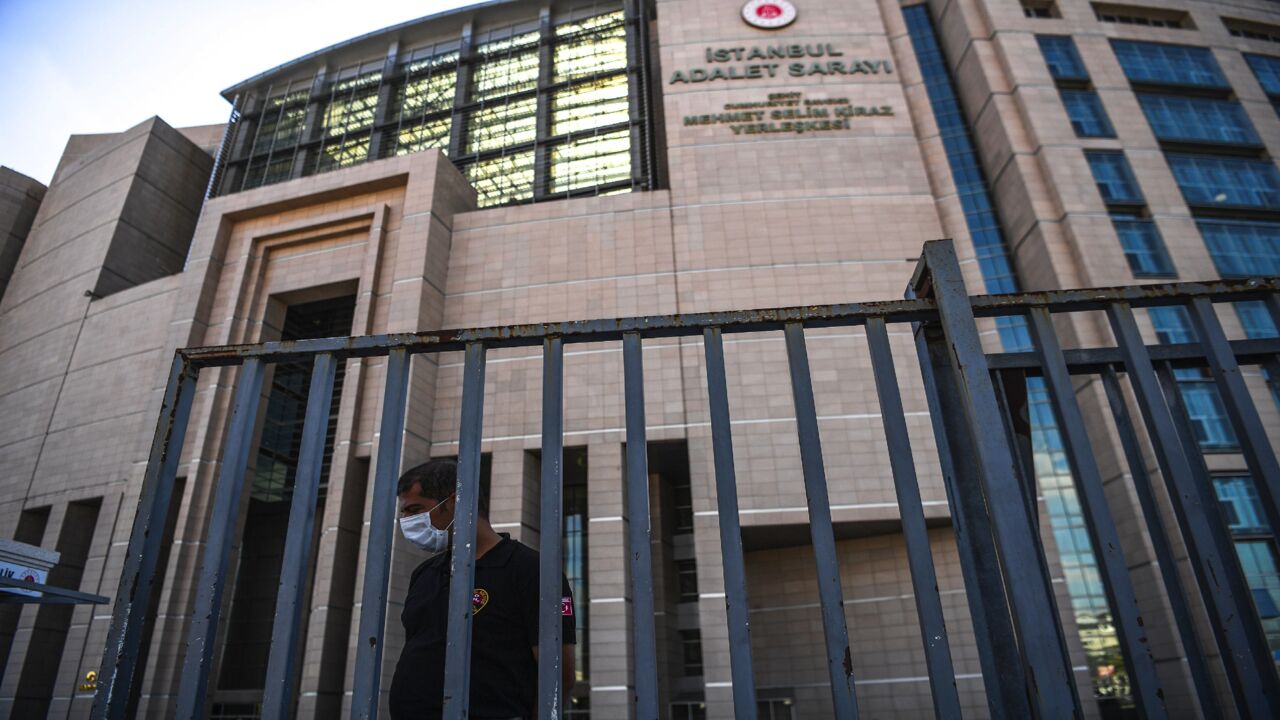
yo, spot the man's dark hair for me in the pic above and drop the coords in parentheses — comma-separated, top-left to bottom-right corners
(397, 458, 489, 517)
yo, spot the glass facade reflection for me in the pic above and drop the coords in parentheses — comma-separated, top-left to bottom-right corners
(1168, 154, 1280, 210)
(1213, 476, 1280, 661)
(909, 5, 1129, 708)
(1137, 94, 1260, 145)
(1111, 40, 1228, 88)
(219, 6, 648, 208)
(1061, 90, 1115, 138)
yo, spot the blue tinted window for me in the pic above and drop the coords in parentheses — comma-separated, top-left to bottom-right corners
(1236, 301, 1279, 339)
(1038, 35, 1089, 80)
(1149, 306, 1240, 450)
(1112, 218, 1175, 276)
(1246, 54, 1280, 96)
(1086, 152, 1144, 204)
(1168, 155, 1280, 210)
(1136, 94, 1260, 146)
(1216, 476, 1272, 534)
(1197, 219, 1280, 277)
(1112, 40, 1228, 88)
(1061, 90, 1115, 137)
(1149, 305, 1196, 345)
(906, 10, 1018, 293)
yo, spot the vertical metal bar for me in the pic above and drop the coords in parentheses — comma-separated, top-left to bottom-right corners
(1107, 302, 1280, 716)
(351, 348, 412, 720)
(174, 358, 266, 719)
(702, 327, 758, 720)
(918, 241, 1080, 716)
(1187, 297, 1280, 540)
(92, 355, 198, 720)
(991, 369, 1038, 528)
(443, 342, 488, 720)
(783, 322, 858, 719)
(538, 337, 565, 720)
(261, 353, 338, 720)
(1100, 367, 1221, 720)
(621, 332, 660, 720)
(1025, 307, 1167, 716)
(864, 318, 961, 719)
(913, 320, 1027, 720)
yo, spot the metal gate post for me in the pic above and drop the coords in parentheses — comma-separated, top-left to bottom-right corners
(702, 327, 758, 720)
(538, 337, 566, 720)
(783, 322, 858, 719)
(261, 353, 339, 720)
(1108, 302, 1280, 717)
(1026, 307, 1166, 716)
(1100, 367, 1220, 719)
(864, 317, 961, 719)
(622, 332, 661, 720)
(913, 240, 1080, 717)
(443, 342, 489, 720)
(351, 348, 412, 720)
(913, 316, 1029, 720)
(175, 358, 267, 719)
(92, 355, 198, 720)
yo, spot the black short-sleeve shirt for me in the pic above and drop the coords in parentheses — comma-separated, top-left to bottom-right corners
(389, 534, 576, 720)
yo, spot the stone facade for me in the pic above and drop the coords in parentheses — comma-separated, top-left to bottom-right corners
(1, 0, 1279, 718)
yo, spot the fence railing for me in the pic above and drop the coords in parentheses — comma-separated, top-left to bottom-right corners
(90, 239, 1280, 719)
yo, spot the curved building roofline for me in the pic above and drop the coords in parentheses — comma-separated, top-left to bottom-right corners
(219, 0, 516, 101)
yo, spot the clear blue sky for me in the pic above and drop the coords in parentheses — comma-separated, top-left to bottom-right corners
(0, 0, 476, 184)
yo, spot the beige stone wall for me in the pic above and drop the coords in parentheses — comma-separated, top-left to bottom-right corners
(0, 168, 45, 306)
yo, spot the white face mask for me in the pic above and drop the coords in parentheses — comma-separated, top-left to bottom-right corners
(399, 498, 454, 554)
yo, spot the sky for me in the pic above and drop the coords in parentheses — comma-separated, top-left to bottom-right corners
(0, 0, 477, 184)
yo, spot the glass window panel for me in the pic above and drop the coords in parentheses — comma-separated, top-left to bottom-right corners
(1149, 305, 1197, 345)
(466, 96, 537, 153)
(1236, 301, 1279, 339)
(394, 62, 457, 120)
(905, 5, 1021, 303)
(312, 133, 371, 174)
(464, 151, 534, 206)
(1246, 53, 1280, 96)
(1111, 40, 1228, 88)
(1168, 154, 1280, 210)
(1216, 476, 1272, 535)
(1197, 219, 1280, 278)
(389, 116, 452, 158)
(1086, 152, 1144, 204)
(321, 72, 381, 138)
(550, 130, 632, 193)
(251, 90, 309, 156)
(242, 154, 295, 191)
(1060, 90, 1115, 137)
(1038, 35, 1089, 80)
(469, 32, 540, 102)
(1149, 306, 1239, 450)
(552, 74, 630, 135)
(1112, 218, 1176, 276)
(554, 11, 627, 83)
(1136, 94, 1260, 145)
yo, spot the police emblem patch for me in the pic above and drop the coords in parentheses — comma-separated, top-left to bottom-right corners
(472, 588, 489, 614)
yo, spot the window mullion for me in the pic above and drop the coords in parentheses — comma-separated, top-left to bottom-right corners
(534, 7, 554, 200)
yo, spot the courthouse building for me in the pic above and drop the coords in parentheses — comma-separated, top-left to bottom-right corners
(2, 0, 1280, 717)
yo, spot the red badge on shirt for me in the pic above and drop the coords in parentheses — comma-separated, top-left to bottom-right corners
(561, 596, 574, 616)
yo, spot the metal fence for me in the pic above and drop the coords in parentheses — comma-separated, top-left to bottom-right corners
(89, 239, 1280, 719)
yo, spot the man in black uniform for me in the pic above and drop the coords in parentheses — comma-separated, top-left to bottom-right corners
(389, 458, 576, 720)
